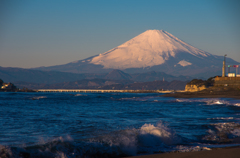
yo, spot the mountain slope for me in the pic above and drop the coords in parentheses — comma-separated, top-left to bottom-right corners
(34, 29, 239, 78)
(104, 69, 132, 80)
(131, 71, 192, 82)
(90, 30, 211, 69)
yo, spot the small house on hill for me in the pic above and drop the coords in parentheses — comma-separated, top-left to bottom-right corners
(1, 82, 17, 90)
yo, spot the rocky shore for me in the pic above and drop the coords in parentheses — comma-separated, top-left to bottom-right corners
(162, 86, 240, 99)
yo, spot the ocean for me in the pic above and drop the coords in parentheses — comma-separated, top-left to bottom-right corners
(0, 92, 240, 158)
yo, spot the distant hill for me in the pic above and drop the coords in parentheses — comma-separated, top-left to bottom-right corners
(1, 67, 191, 84)
(0, 66, 105, 84)
(104, 69, 132, 80)
(14, 79, 188, 90)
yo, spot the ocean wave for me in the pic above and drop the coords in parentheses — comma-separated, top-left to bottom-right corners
(74, 94, 83, 96)
(30, 96, 47, 100)
(87, 122, 181, 156)
(0, 136, 74, 158)
(203, 122, 240, 143)
(175, 98, 225, 105)
(175, 98, 240, 107)
(205, 100, 225, 105)
(175, 145, 211, 152)
(234, 103, 240, 107)
(119, 96, 160, 102)
(2, 121, 240, 158)
(207, 117, 234, 120)
(0, 123, 182, 158)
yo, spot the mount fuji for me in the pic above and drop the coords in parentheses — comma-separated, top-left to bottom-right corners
(35, 30, 239, 78)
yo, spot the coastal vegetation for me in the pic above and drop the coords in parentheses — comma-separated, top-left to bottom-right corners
(185, 77, 215, 92)
(0, 79, 3, 86)
(186, 77, 215, 88)
(164, 76, 240, 99)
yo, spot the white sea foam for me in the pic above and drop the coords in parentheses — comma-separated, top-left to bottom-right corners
(234, 103, 240, 107)
(207, 117, 234, 120)
(140, 123, 171, 138)
(176, 145, 211, 152)
(175, 98, 240, 107)
(31, 96, 47, 100)
(203, 122, 240, 142)
(137, 122, 180, 149)
(204, 99, 240, 107)
(73, 94, 87, 96)
(88, 122, 179, 155)
(205, 99, 224, 105)
(74, 94, 82, 96)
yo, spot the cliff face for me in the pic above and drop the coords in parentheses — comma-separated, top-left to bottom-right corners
(185, 84, 207, 92)
(184, 78, 214, 92)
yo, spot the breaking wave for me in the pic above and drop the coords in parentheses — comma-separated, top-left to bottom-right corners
(0, 123, 181, 157)
(119, 97, 240, 107)
(175, 145, 211, 152)
(1, 121, 240, 158)
(30, 96, 47, 100)
(207, 117, 234, 120)
(175, 98, 240, 107)
(202, 122, 240, 143)
(88, 122, 181, 156)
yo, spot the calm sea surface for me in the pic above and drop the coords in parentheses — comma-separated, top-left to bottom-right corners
(1, 92, 240, 157)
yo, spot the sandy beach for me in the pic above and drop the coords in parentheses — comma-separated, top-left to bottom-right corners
(124, 147, 240, 158)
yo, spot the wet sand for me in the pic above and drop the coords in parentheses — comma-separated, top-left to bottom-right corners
(162, 86, 240, 99)
(124, 147, 240, 158)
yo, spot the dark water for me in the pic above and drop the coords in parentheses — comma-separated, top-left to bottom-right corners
(1, 92, 240, 158)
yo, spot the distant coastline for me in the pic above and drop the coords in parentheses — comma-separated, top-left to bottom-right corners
(0, 88, 36, 92)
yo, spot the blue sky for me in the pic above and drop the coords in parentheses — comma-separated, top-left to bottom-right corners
(0, 0, 239, 68)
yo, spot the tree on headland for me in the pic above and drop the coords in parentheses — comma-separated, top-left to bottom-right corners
(0, 79, 3, 86)
(186, 77, 215, 88)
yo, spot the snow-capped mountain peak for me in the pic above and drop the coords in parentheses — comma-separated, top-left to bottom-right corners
(34, 29, 240, 78)
(90, 29, 211, 69)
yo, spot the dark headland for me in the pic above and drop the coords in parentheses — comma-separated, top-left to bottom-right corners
(162, 76, 240, 99)
(163, 86, 240, 99)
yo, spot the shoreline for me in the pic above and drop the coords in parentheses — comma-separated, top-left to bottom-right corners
(162, 93, 240, 99)
(2, 86, 240, 100)
(162, 86, 240, 99)
(124, 146, 240, 158)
